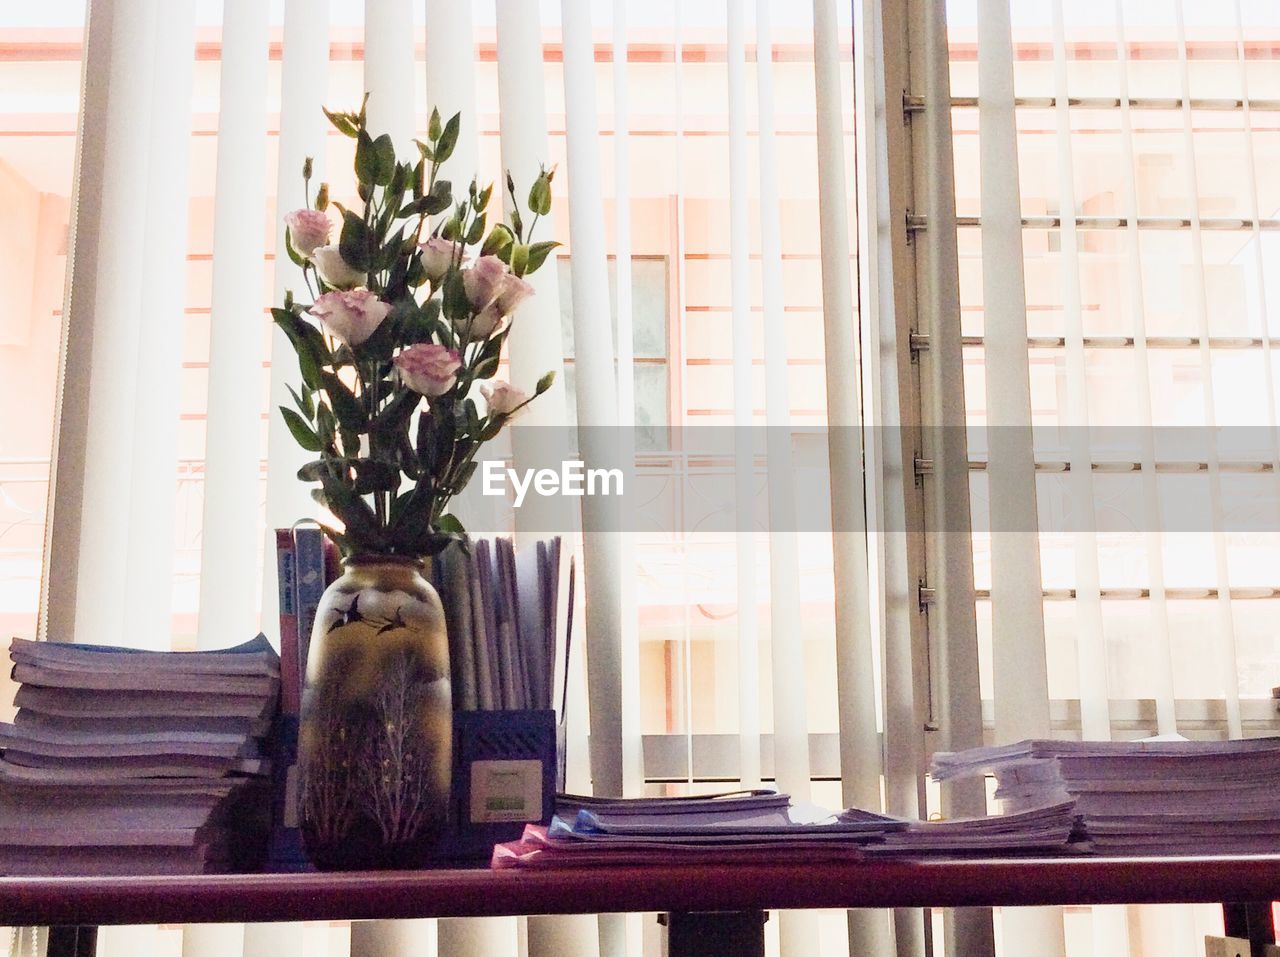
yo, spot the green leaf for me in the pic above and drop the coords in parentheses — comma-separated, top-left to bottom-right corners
(316, 403, 337, 450)
(423, 179, 452, 216)
(509, 243, 529, 277)
(442, 271, 470, 322)
(286, 383, 314, 420)
(322, 107, 359, 138)
(472, 336, 502, 380)
(320, 371, 364, 432)
(284, 228, 308, 268)
(272, 308, 327, 391)
(371, 133, 397, 186)
(297, 459, 329, 482)
(465, 213, 486, 246)
(370, 387, 420, 442)
(428, 107, 443, 142)
(355, 129, 376, 184)
(452, 460, 478, 491)
(436, 112, 460, 163)
(339, 210, 373, 272)
(474, 183, 493, 212)
(320, 471, 386, 552)
(481, 223, 515, 258)
(405, 255, 428, 289)
(525, 240, 560, 275)
(435, 513, 465, 535)
(351, 458, 400, 494)
(280, 407, 322, 452)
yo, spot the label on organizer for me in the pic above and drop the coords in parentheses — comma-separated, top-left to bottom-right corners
(469, 759, 544, 823)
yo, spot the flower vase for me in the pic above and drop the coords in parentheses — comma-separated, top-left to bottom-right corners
(298, 556, 452, 870)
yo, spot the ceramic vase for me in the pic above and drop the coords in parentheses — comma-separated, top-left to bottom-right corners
(298, 555, 452, 870)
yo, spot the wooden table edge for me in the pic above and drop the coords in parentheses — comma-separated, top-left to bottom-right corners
(3, 855, 1280, 927)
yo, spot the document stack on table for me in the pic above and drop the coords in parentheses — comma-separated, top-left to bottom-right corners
(931, 736, 1280, 854)
(0, 635, 279, 875)
(858, 801, 1080, 855)
(492, 790, 900, 868)
(491, 788, 1082, 868)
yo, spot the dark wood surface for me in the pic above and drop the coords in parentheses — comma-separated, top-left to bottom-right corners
(3, 856, 1280, 927)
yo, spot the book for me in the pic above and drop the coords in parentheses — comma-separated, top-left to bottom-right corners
(293, 525, 326, 685)
(8, 635, 278, 675)
(275, 529, 301, 714)
(469, 545, 496, 710)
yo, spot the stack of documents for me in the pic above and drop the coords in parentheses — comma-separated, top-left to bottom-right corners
(858, 801, 1080, 854)
(432, 537, 571, 712)
(932, 736, 1280, 854)
(491, 788, 1079, 868)
(0, 635, 278, 874)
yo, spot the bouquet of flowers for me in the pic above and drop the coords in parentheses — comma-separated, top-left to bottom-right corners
(273, 97, 557, 557)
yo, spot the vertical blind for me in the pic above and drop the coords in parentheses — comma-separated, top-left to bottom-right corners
(9, 1, 1278, 957)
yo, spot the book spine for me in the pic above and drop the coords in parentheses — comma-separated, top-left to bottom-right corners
(293, 527, 326, 686)
(275, 530, 300, 715)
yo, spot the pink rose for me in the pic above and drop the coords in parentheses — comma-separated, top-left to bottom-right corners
(495, 273, 535, 316)
(461, 255, 508, 311)
(395, 343, 461, 397)
(311, 244, 365, 289)
(308, 289, 390, 347)
(480, 380, 530, 419)
(284, 208, 331, 258)
(419, 236, 465, 283)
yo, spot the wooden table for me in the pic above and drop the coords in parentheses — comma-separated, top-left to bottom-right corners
(3, 856, 1278, 957)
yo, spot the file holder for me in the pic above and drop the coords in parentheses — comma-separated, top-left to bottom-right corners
(440, 708, 564, 862)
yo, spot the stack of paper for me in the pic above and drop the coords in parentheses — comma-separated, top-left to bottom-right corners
(932, 737, 1280, 854)
(492, 791, 903, 868)
(432, 536, 571, 712)
(0, 636, 278, 874)
(858, 801, 1080, 854)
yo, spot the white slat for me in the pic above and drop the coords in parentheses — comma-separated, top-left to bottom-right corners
(1048, 5, 1131, 955)
(810, 0, 887, 953)
(560, 0, 626, 801)
(975, 1, 1064, 955)
(364, 0, 416, 153)
(1049, 1, 1112, 743)
(1111, 0, 1178, 736)
(610, 0, 644, 817)
(1173, 0, 1243, 740)
(252, 0, 319, 896)
(494, 5, 600, 954)
(552, 39, 637, 943)
(975, 0, 1052, 744)
(812, 0, 878, 814)
(45, 0, 159, 648)
(262, 0, 331, 622)
(725, 0, 764, 814)
(196, 0, 271, 650)
(121, 0, 196, 648)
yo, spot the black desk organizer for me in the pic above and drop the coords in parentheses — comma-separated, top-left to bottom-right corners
(438, 708, 565, 862)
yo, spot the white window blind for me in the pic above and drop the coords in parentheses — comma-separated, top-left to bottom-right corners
(6, 1, 1278, 957)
